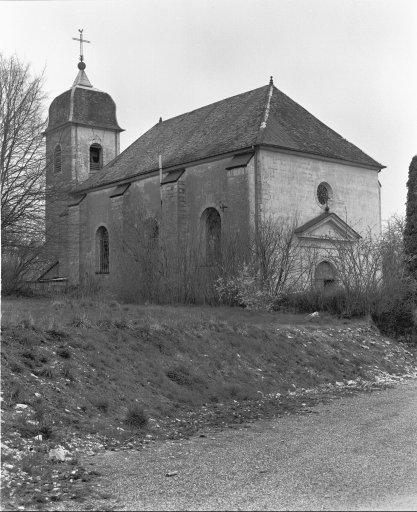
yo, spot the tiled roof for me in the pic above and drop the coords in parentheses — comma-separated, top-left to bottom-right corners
(46, 85, 123, 134)
(78, 84, 383, 191)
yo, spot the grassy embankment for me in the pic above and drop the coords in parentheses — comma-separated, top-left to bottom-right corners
(1, 296, 416, 509)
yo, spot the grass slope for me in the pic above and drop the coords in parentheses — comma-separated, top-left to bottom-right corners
(1, 297, 416, 509)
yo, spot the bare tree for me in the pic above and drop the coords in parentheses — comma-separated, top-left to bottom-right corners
(380, 215, 411, 293)
(1, 54, 47, 246)
(255, 216, 314, 294)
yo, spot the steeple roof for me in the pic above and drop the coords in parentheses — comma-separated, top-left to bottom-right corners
(77, 81, 384, 192)
(45, 64, 122, 134)
(72, 68, 93, 88)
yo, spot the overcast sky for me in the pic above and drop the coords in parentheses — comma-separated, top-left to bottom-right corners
(1, 0, 416, 222)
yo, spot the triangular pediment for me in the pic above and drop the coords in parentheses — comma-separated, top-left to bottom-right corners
(294, 212, 360, 242)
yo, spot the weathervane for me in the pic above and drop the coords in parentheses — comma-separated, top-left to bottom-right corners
(72, 29, 91, 69)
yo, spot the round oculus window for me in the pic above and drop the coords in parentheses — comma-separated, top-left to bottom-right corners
(317, 182, 332, 205)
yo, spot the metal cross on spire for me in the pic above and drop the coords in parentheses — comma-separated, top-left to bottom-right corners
(72, 29, 91, 63)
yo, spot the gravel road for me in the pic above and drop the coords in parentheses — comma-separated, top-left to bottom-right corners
(77, 379, 417, 511)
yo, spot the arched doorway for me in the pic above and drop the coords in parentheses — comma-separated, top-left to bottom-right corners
(201, 207, 221, 265)
(315, 260, 336, 292)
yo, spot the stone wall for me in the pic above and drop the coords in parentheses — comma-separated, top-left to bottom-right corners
(72, 154, 253, 295)
(257, 148, 381, 237)
(45, 126, 73, 276)
(71, 125, 120, 183)
(182, 155, 253, 249)
(61, 147, 382, 296)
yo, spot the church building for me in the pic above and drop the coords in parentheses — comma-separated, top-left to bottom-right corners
(41, 54, 384, 299)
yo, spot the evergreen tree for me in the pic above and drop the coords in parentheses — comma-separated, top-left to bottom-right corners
(404, 155, 417, 278)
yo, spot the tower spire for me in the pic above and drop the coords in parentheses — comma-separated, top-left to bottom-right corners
(71, 29, 92, 88)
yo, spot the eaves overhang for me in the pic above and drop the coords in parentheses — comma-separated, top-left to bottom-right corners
(259, 143, 385, 171)
(73, 146, 256, 195)
(43, 120, 125, 136)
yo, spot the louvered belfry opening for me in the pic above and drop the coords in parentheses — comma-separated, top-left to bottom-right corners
(96, 226, 109, 273)
(90, 143, 102, 171)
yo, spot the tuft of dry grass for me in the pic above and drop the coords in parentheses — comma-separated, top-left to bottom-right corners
(37, 366, 55, 379)
(56, 347, 71, 359)
(61, 362, 75, 381)
(124, 404, 148, 429)
(91, 396, 110, 413)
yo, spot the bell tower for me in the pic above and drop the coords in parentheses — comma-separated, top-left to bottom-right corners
(43, 30, 123, 279)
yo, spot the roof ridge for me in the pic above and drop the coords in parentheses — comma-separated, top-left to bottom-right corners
(256, 82, 275, 145)
(156, 85, 269, 126)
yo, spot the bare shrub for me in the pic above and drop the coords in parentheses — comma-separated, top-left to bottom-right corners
(1, 244, 43, 295)
(151, 214, 316, 308)
(216, 216, 317, 309)
(255, 216, 309, 293)
(116, 203, 222, 304)
(324, 230, 383, 316)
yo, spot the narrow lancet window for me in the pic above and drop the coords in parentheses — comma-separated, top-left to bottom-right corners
(201, 207, 221, 265)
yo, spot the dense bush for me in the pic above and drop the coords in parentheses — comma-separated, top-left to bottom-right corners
(371, 297, 415, 342)
(215, 264, 276, 310)
(277, 289, 376, 318)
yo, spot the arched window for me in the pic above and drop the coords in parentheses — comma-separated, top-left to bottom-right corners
(90, 144, 103, 171)
(315, 260, 336, 292)
(201, 207, 221, 265)
(53, 145, 62, 173)
(96, 226, 109, 274)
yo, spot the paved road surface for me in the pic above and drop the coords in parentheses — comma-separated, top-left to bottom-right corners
(80, 380, 417, 511)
